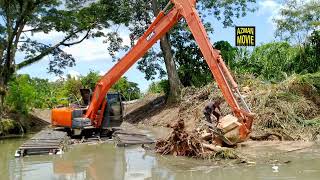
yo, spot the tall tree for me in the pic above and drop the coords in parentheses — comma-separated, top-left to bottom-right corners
(274, 0, 320, 42)
(125, 0, 255, 101)
(274, 0, 320, 74)
(151, 0, 182, 102)
(0, 0, 130, 112)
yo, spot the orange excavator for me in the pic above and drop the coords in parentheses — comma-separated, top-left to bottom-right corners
(51, 0, 254, 144)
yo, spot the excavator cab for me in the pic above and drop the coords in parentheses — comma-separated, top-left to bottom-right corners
(80, 89, 124, 129)
(101, 93, 124, 129)
(51, 89, 124, 133)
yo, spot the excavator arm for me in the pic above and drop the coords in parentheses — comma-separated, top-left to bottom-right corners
(85, 5, 181, 125)
(85, 0, 254, 142)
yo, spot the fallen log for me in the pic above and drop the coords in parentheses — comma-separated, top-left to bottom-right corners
(202, 143, 222, 151)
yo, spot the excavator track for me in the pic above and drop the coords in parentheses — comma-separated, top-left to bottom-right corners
(15, 129, 70, 157)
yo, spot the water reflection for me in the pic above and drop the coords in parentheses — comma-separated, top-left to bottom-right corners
(10, 144, 158, 180)
(1, 139, 320, 180)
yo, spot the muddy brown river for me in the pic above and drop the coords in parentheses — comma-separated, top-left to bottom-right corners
(1, 136, 320, 180)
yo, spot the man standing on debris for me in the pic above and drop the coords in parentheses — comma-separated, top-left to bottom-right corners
(203, 99, 223, 126)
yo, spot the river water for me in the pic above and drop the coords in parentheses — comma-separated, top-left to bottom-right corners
(1, 137, 320, 180)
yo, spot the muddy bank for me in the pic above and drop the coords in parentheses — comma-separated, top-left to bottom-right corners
(0, 110, 50, 138)
(0, 119, 23, 137)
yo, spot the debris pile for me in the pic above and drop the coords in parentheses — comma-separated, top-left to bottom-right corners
(177, 73, 320, 140)
(240, 73, 320, 140)
(155, 119, 238, 159)
(153, 73, 320, 157)
(127, 73, 320, 145)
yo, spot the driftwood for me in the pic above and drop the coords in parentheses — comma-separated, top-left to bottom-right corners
(202, 143, 221, 151)
(155, 119, 239, 159)
(155, 119, 204, 156)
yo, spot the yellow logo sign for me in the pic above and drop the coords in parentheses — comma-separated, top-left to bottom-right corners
(235, 26, 255, 46)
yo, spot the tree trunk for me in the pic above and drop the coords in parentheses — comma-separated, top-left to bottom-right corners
(151, 0, 183, 103)
(159, 34, 183, 102)
(0, 77, 6, 116)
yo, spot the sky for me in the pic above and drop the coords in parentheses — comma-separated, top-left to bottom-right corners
(17, 0, 283, 92)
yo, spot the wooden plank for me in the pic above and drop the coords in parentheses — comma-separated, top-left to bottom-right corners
(117, 139, 154, 143)
(22, 140, 62, 144)
(22, 143, 62, 146)
(202, 120, 235, 146)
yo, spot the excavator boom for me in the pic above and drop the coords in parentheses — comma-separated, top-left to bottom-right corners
(85, 6, 181, 124)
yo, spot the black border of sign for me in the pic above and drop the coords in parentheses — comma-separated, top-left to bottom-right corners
(235, 26, 256, 46)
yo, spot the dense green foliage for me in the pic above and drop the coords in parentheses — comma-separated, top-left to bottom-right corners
(148, 32, 319, 91)
(147, 80, 170, 95)
(5, 72, 141, 114)
(81, 71, 101, 90)
(142, 0, 319, 90)
(0, 0, 133, 114)
(233, 33, 320, 81)
(111, 77, 141, 101)
(5, 75, 38, 114)
(0, 119, 21, 135)
(274, 0, 320, 41)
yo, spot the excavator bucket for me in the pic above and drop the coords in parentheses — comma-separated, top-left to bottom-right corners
(203, 114, 251, 145)
(217, 115, 245, 144)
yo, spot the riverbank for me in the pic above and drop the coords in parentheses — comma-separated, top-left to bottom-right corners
(125, 73, 320, 141)
(122, 121, 317, 165)
(0, 111, 50, 138)
(2, 72, 319, 159)
(123, 73, 320, 159)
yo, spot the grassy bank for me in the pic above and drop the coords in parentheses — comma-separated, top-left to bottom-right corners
(239, 72, 320, 140)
